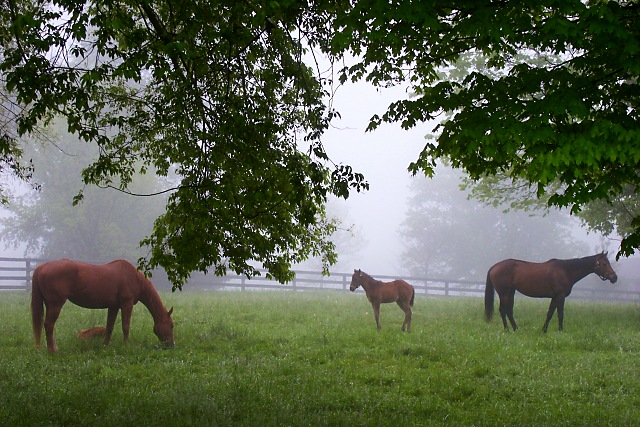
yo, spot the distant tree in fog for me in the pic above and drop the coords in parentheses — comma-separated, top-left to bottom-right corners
(400, 166, 588, 281)
(294, 196, 362, 273)
(0, 120, 166, 261)
(463, 171, 636, 257)
(576, 185, 640, 250)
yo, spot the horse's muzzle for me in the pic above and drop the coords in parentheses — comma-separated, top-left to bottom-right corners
(160, 340, 175, 349)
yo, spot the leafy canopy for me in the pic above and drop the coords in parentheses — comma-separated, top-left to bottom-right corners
(2, 0, 639, 287)
(329, 0, 640, 258)
(0, 0, 367, 288)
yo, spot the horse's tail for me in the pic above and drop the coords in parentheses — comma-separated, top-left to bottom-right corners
(410, 286, 415, 307)
(484, 269, 494, 322)
(31, 267, 44, 349)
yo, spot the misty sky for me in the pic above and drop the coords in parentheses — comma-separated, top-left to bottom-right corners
(321, 80, 611, 277)
(322, 80, 434, 275)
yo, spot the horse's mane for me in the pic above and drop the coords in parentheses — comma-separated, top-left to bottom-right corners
(135, 268, 151, 290)
(359, 271, 380, 284)
(134, 268, 165, 314)
(555, 254, 599, 267)
(360, 270, 372, 279)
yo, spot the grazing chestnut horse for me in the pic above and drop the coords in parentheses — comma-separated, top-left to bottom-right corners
(485, 253, 618, 332)
(350, 269, 415, 332)
(31, 259, 174, 352)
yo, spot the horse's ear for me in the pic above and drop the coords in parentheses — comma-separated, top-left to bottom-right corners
(168, 307, 173, 317)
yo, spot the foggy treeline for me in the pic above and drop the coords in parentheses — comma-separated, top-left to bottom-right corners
(399, 166, 595, 281)
(0, 119, 168, 262)
(0, 119, 606, 284)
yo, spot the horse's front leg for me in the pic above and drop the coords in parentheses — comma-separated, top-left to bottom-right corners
(120, 303, 134, 342)
(556, 297, 566, 331)
(506, 297, 518, 332)
(372, 302, 381, 331)
(542, 297, 559, 333)
(104, 307, 119, 346)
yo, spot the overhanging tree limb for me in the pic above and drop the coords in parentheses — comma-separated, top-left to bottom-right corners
(0, 0, 366, 288)
(327, 0, 640, 258)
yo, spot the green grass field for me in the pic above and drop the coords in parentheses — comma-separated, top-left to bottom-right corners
(1, 290, 639, 426)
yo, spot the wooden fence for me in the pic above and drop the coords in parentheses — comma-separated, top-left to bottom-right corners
(1, 257, 639, 303)
(0, 257, 44, 291)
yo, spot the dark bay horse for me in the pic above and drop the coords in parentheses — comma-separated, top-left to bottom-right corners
(350, 269, 415, 332)
(31, 259, 174, 352)
(485, 253, 618, 332)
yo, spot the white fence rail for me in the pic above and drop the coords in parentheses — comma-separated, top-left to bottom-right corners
(1, 257, 638, 303)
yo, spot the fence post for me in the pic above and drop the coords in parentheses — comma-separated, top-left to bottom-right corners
(342, 274, 347, 291)
(241, 276, 245, 292)
(444, 280, 449, 297)
(25, 260, 32, 292)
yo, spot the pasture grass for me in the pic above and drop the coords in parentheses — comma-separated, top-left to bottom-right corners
(1, 290, 640, 426)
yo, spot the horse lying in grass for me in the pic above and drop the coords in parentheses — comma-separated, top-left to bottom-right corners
(31, 259, 174, 352)
(485, 253, 618, 332)
(77, 327, 107, 340)
(350, 269, 415, 332)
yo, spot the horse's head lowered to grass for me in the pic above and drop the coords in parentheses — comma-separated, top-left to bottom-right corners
(154, 307, 175, 348)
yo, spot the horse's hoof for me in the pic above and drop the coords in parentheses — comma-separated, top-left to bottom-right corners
(155, 344, 175, 350)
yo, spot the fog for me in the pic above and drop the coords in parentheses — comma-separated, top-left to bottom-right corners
(321, 83, 426, 275)
(0, 78, 619, 281)
(320, 80, 611, 277)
